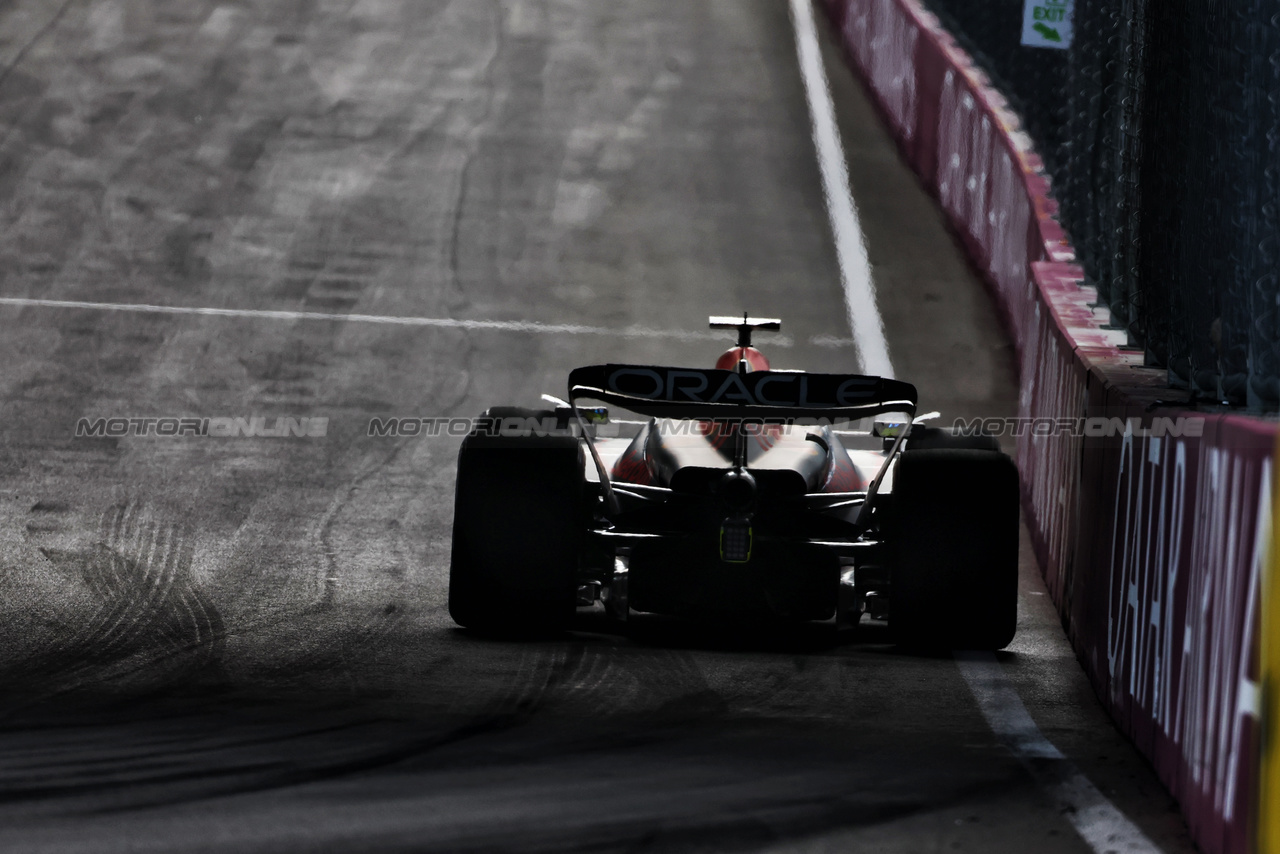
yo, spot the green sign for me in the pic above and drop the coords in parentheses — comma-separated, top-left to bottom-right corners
(1021, 0, 1073, 49)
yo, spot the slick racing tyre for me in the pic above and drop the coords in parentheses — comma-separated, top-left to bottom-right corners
(448, 408, 587, 634)
(887, 448, 1019, 650)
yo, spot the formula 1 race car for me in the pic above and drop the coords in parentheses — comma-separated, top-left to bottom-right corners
(448, 316, 1020, 649)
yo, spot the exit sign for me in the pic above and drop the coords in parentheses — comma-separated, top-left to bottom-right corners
(1021, 0, 1073, 49)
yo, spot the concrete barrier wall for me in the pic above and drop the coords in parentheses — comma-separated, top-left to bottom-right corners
(819, 1, 1276, 851)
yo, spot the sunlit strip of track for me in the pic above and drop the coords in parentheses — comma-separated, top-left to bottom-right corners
(0, 297, 796, 346)
(789, 0, 892, 378)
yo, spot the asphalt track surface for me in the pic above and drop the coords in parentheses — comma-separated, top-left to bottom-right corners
(0, 2, 1199, 852)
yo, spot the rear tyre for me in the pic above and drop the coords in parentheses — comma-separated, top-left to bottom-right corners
(448, 408, 587, 634)
(888, 448, 1019, 650)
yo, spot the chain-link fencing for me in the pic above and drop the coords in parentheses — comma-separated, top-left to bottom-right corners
(919, 0, 1280, 409)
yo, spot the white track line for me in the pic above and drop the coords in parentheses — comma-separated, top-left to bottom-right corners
(0, 297, 782, 345)
(789, 0, 893, 378)
(956, 652, 1164, 852)
(789, 3, 1161, 848)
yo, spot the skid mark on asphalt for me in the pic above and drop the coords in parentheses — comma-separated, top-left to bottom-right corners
(439, 643, 570, 727)
(0, 701, 513, 814)
(293, 608, 408, 698)
(534, 640, 647, 720)
(552, 58, 685, 230)
(554, 636, 721, 724)
(82, 503, 223, 680)
(439, 636, 714, 732)
(281, 246, 381, 315)
(0, 0, 76, 97)
(2, 502, 224, 708)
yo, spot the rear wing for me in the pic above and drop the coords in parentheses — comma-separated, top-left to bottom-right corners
(568, 364, 918, 523)
(567, 364, 917, 421)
